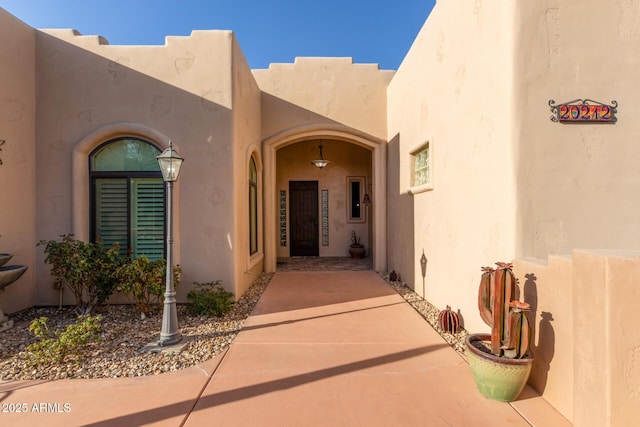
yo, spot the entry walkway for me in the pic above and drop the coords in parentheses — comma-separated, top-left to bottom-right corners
(0, 271, 568, 426)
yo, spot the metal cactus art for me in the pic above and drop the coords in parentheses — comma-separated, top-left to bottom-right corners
(438, 305, 460, 334)
(478, 262, 531, 359)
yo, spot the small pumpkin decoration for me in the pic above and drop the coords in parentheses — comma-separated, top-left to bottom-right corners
(438, 305, 460, 334)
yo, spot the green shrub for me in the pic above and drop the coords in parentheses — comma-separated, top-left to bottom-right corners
(114, 256, 181, 316)
(26, 315, 102, 365)
(38, 235, 123, 315)
(187, 281, 234, 317)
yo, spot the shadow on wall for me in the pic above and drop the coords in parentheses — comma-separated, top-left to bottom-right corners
(523, 272, 556, 394)
(261, 93, 343, 135)
(34, 31, 236, 306)
(387, 134, 416, 293)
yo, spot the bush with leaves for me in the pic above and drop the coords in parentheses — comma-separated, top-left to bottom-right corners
(114, 256, 181, 316)
(38, 235, 123, 315)
(187, 281, 234, 317)
(26, 315, 102, 365)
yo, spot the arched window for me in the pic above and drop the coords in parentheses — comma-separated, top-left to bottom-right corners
(90, 138, 165, 260)
(249, 156, 258, 255)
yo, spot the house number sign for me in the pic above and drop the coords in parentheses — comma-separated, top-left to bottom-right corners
(549, 99, 617, 123)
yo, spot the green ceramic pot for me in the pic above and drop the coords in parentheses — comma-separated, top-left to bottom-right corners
(465, 333, 533, 402)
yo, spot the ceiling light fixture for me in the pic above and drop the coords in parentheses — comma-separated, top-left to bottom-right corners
(311, 144, 330, 169)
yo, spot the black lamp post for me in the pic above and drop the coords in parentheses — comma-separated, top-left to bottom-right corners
(156, 141, 184, 346)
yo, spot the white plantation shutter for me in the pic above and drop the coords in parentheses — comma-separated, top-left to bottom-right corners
(131, 178, 165, 260)
(95, 179, 128, 250)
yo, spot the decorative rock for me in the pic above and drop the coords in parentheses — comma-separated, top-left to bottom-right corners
(0, 272, 273, 380)
(381, 272, 468, 357)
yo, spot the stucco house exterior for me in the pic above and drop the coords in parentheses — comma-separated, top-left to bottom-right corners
(1, 1, 639, 425)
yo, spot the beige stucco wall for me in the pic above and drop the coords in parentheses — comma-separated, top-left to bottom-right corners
(387, 1, 517, 332)
(389, 1, 640, 421)
(2, 4, 638, 422)
(514, 1, 640, 257)
(231, 36, 263, 297)
(512, 5, 640, 420)
(516, 251, 640, 426)
(33, 28, 246, 303)
(275, 140, 371, 258)
(253, 58, 393, 272)
(0, 9, 37, 314)
(254, 58, 393, 143)
(586, 251, 640, 427)
(514, 256, 573, 422)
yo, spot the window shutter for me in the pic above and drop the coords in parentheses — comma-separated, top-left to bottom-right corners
(95, 179, 128, 251)
(131, 178, 165, 260)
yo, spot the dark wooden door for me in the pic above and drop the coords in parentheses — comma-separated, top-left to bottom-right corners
(289, 181, 319, 256)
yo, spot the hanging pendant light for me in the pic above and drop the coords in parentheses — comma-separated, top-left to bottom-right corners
(311, 144, 330, 168)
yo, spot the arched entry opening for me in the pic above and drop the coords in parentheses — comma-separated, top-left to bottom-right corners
(263, 124, 387, 272)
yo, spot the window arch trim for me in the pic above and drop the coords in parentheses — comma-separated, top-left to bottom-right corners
(72, 123, 171, 242)
(89, 137, 165, 260)
(247, 148, 263, 271)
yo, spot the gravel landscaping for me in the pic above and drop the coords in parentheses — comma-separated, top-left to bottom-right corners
(0, 273, 273, 381)
(1, 270, 466, 381)
(380, 272, 468, 357)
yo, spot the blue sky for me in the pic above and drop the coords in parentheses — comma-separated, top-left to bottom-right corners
(0, 0, 435, 70)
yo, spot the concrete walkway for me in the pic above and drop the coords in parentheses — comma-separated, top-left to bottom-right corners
(0, 271, 569, 426)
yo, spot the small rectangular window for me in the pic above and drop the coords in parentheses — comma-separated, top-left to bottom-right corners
(409, 141, 434, 194)
(347, 177, 366, 223)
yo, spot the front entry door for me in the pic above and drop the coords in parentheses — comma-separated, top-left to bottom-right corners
(289, 181, 319, 256)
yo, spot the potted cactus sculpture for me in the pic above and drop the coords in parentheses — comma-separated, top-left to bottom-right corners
(465, 262, 533, 402)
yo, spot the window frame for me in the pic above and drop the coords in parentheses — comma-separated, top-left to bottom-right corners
(408, 140, 434, 194)
(89, 137, 165, 259)
(347, 176, 366, 223)
(249, 155, 258, 256)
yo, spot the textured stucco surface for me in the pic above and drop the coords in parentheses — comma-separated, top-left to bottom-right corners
(32, 29, 239, 304)
(514, 1, 640, 258)
(0, 11, 36, 314)
(387, 1, 517, 333)
(2, 3, 640, 424)
(230, 35, 263, 297)
(275, 140, 371, 258)
(253, 57, 393, 143)
(254, 57, 392, 272)
(514, 256, 573, 421)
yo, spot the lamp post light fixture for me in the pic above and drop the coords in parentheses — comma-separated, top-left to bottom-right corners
(156, 141, 184, 346)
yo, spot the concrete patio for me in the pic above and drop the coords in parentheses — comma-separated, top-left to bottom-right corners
(0, 271, 570, 426)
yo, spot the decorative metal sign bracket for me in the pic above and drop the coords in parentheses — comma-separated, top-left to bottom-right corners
(0, 140, 5, 165)
(549, 99, 617, 123)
